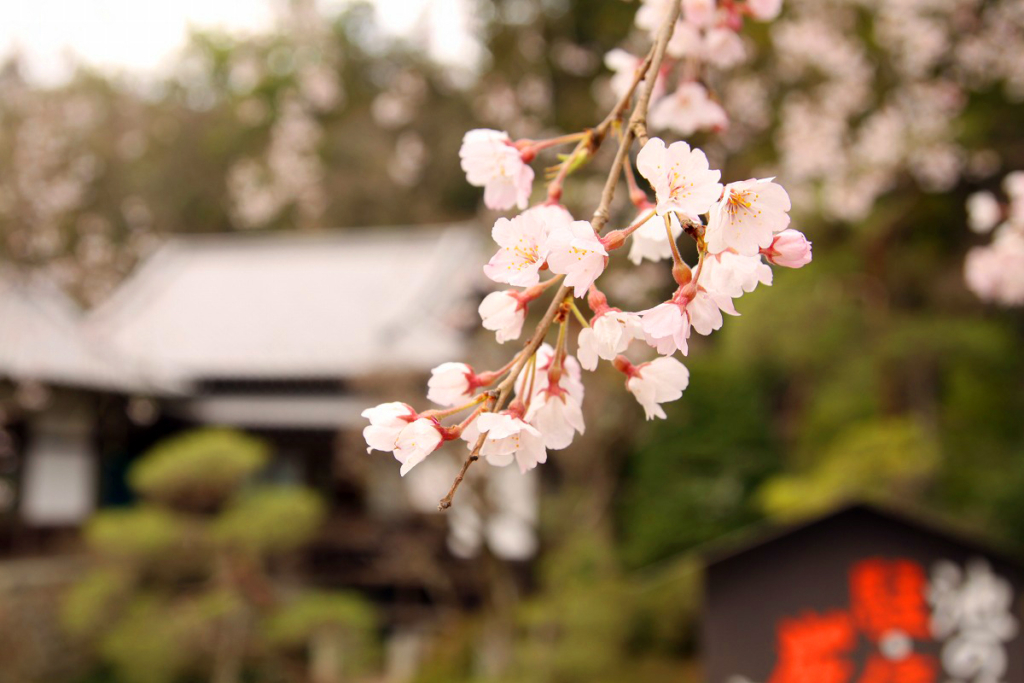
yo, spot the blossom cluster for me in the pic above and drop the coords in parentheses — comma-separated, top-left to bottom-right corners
(608, 0, 781, 140)
(364, 134, 811, 484)
(964, 172, 1024, 306)
(362, 0, 811, 506)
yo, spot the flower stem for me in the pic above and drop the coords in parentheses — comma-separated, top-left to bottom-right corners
(569, 300, 591, 328)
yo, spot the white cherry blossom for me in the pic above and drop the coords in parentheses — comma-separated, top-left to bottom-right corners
(479, 290, 526, 343)
(605, 49, 667, 103)
(650, 82, 728, 137)
(626, 356, 691, 420)
(526, 383, 585, 449)
(459, 129, 534, 211)
(578, 311, 644, 370)
(394, 418, 444, 476)
(427, 362, 476, 407)
(966, 192, 1001, 234)
(636, 137, 723, 220)
(361, 402, 416, 454)
(462, 412, 547, 473)
(484, 211, 550, 287)
(706, 177, 792, 256)
(699, 250, 773, 299)
(763, 229, 813, 268)
(965, 232, 1024, 306)
(629, 212, 683, 265)
(546, 220, 608, 297)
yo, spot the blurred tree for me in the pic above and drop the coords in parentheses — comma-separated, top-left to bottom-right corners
(62, 428, 377, 683)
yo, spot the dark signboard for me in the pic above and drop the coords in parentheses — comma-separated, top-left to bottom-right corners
(704, 504, 1024, 683)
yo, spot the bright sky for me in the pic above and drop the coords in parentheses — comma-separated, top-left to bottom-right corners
(0, 0, 476, 85)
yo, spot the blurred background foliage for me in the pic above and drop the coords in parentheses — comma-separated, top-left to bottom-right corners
(63, 428, 376, 683)
(0, 0, 1019, 680)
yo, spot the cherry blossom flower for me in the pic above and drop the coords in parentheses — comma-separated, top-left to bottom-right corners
(462, 412, 547, 473)
(523, 202, 575, 238)
(704, 28, 747, 68)
(628, 212, 683, 265)
(747, 0, 783, 22)
(699, 250, 773, 298)
(966, 192, 1001, 234)
(394, 418, 445, 476)
(605, 49, 667, 103)
(427, 362, 478, 407)
(623, 356, 691, 420)
(649, 82, 729, 137)
(636, 0, 678, 34)
(641, 286, 737, 355)
(578, 311, 644, 370)
(459, 129, 534, 211)
(706, 177, 792, 256)
(361, 402, 417, 454)
(526, 381, 585, 449)
(479, 290, 526, 343)
(546, 220, 608, 297)
(683, 0, 716, 28)
(667, 21, 703, 59)
(762, 229, 813, 268)
(484, 211, 551, 287)
(636, 137, 723, 220)
(965, 233, 1024, 306)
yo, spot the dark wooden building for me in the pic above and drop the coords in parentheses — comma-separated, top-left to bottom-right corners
(704, 503, 1024, 683)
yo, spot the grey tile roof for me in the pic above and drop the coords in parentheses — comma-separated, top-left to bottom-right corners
(87, 225, 484, 387)
(0, 272, 158, 393)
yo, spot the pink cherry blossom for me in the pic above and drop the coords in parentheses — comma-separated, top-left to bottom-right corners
(699, 250, 773, 299)
(523, 202, 575, 239)
(625, 356, 691, 420)
(462, 412, 548, 473)
(578, 311, 644, 370)
(483, 211, 550, 287)
(683, 0, 716, 28)
(546, 220, 608, 297)
(704, 28, 747, 68)
(361, 402, 417, 454)
(479, 290, 526, 343)
(394, 418, 445, 476)
(667, 20, 703, 59)
(427, 362, 477, 407)
(762, 229, 813, 268)
(649, 82, 729, 137)
(706, 177, 792, 256)
(641, 286, 737, 355)
(636, 137, 723, 220)
(459, 129, 534, 211)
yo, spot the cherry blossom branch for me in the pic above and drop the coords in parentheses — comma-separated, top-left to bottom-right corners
(437, 4, 684, 510)
(592, 1, 681, 234)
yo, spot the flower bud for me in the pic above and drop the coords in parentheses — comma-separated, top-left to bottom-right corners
(763, 229, 812, 268)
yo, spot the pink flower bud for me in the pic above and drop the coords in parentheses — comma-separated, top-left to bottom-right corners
(764, 229, 812, 268)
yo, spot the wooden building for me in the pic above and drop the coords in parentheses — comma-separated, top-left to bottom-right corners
(0, 226, 540, 641)
(704, 503, 1024, 683)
